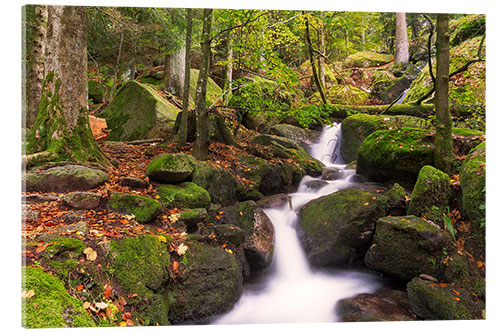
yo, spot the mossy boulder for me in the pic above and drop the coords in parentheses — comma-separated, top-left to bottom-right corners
(88, 80, 109, 104)
(146, 153, 196, 184)
(310, 84, 370, 105)
(221, 201, 275, 273)
(370, 70, 411, 104)
(383, 182, 408, 216)
(408, 165, 452, 225)
(344, 51, 393, 68)
(357, 128, 434, 184)
(336, 287, 417, 322)
(450, 14, 485, 47)
(98, 80, 179, 141)
(364, 215, 452, 281)
(106, 235, 171, 325)
(188, 68, 223, 108)
(157, 182, 211, 209)
(191, 161, 238, 206)
(460, 142, 486, 234)
(256, 193, 290, 209)
(297, 188, 385, 266)
(108, 192, 161, 223)
(178, 208, 208, 230)
(25, 164, 109, 193)
(341, 114, 430, 163)
(22, 266, 96, 328)
(41, 237, 86, 280)
(407, 277, 484, 320)
(168, 241, 243, 323)
(269, 123, 321, 151)
(62, 191, 102, 210)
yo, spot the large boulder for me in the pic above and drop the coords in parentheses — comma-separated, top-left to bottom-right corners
(407, 277, 484, 320)
(25, 164, 109, 193)
(191, 161, 238, 206)
(146, 153, 196, 184)
(460, 142, 486, 234)
(341, 114, 430, 163)
(62, 191, 102, 210)
(356, 128, 434, 184)
(344, 51, 393, 68)
(336, 287, 417, 322)
(269, 124, 321, 151)
(157, 182, 211, 209)
(297, 188, 385, 266)
(221, 201, 275, 273)
(106, 235, 171, 325)
(408, 165, 452, 225)
(364, 215, 452, 281)
(188, 68, 223, 107)
(98, 80, 179, 141)
(168, 242, 243, 323)
(108, 192, 162, 224)
(370, 69, 411, 104)
(22, 266, 96, 328)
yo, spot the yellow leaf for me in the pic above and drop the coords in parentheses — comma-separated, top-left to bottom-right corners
(95, 302, 108, 310)
(120, 321, 127, 327)
(363, 202, 369, 206)
(170, 213, 180, 223)
(21, 289, 35, 299)
(225, 248, 233, 254)
(158, 235, 167, 243)
(177, 243, 188, 256)
(83, 247, 98, 261)
(83, 301, 91, 310)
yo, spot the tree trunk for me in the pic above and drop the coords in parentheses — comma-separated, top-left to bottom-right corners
(395, 12, 409, 65)
(193, 8, 213, 161)
(223, 30, 233, 105)
(110, 31, 124, 98)
(25, 5, 48, 129)
(305, 14, 327, 105)
(165, 43, 186, 98)
(26, 5, 108, 167)
(178, 8, 192, 148)
(434, 14, 453, 174)
(318, 22, 326, 89)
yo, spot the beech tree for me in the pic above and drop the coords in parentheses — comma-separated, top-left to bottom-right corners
(178, 8, 192, 148)
(26, 6, 108, 167)
(394, 12, 409, 65)
(434, 13, 453, 174)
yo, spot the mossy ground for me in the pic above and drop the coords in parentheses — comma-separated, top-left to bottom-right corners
(108, 192, 162, 223)
(344, 51, 393, 68)
(157, 182, 211, 209)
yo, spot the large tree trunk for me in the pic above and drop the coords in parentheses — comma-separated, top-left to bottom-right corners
(24, 5, 48, 129)
(165, 43, 186, 98)
(193, 8, 213, 161)
(395, 12, 409, 65)
(178, 8, 192, 148)
(434, 14, 453, 174)
(26, 6, 108, 167)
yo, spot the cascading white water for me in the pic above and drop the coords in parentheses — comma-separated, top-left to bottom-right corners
(213, 124, 381, 324)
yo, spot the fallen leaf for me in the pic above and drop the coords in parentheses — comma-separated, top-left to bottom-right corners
(158, 235, 167, 243)
(172, 260, 179, 271)
(22, 289, 35, 299)
(95, 302, 108, 310)
(439, 283, 448, 287)
(103, 284, 113, 299)
(177, 243, 188, 256)
(77, 285, 84, 291)
(453, 297, 461, 301)
(83, 247, 98, 261)
(83, 301, 91, 310)
(452, 289, 460, 296)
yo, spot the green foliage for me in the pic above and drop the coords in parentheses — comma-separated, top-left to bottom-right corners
(443, 207, 456, 242)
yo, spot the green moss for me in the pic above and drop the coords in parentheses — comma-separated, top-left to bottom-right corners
(344, 51, 393, 68)
(107, 235, 171, 325)
(22, 266, 96, 328)
(408, 165, 451, 224)
(450, 14, 485, 47)
(157, 182, 211, 209)
(44, 237, 86, 260)
(108, 192, 161, 223)
(452, 127, 484, 137)
(310, 84, 370, 105)
(146, 153, 195, 184)
(191, 161, 238, 206)
(88, 80, 108, 104)
(189, 68, 223, 108)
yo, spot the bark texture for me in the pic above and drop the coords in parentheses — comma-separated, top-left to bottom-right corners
(395, 12, 409, 65)
(223, 30, 233, 105)
(178, 8, 192, 148)
(193, 9, 213, 161)
(27, 6, 108, 167)
(434, 14, 453, 174)
(165, 43, 186, 98)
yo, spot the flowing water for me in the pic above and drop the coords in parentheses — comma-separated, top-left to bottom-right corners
(213, 124, 382, 324)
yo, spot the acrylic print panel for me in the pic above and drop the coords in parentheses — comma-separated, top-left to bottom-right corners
(20, 0, 486, 330)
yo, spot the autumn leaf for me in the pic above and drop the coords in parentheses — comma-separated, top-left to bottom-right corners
(95, 302, 108, 310)
(439, 283, 448, 287)
(83, 247, 98, 261)
(172, 260, 179, 272)
(77, 285, 84, 291)
(177, 243, 188, 256)
(103, 284, 113, 299)
(158, 235, 167, 243)
(21, 289, 35, 299)
(453, 297, 461, 301)
(452, 289, 460, 296)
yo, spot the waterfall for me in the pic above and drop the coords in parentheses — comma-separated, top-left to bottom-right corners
(212, 124, 381, 324)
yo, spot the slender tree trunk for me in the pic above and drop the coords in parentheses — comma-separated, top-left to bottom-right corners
(223, 30, 233, 105)
(305, 14, 327, 105)
(26, 5, 108, 167)
(193, 8, 213, 161)
(178, 8, 192, 148)
(318, 22, 326, 89)
(110, 31, 124, 98)
(165, 43, 186, 98)
(395, 12, 409, 65)
(25, 5, 48, 129)
(434, 14, 453, 174)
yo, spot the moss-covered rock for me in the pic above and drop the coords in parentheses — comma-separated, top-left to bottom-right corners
(364, 215, 451, 281)
(221, 201, 275, 273)
(157, 182, 211, 209)
(370, 70, 411, 104)
(336, 287, 417, 322)
(22, 266, 96, 328)
(344, 51, 393, 68)
(41, 236, 86, 280)
(146, 153, 196, 184)
(460, 142, 486, 235)
(191, 161, 238, 206)
(408, 165, 452, 225)
(168, 242, 243, 323)
(341, 114, 430, 163)
(98, 80, 179, 141)
(178, 208, 208, 230)
(298, 188, 385, 266)
(449, 14, 485, 47)
(107, 235, 171, 326)
(188, 68, 223, 108)
(108, 192, 161, 223)
(383, 182, 408, 216)
(269, 124, 321, 151)
(357, 128, 434, 184)
(310, 84, 370, 105)
(62, 191, 102, 210)
(88, 80, 109, 104)
(25, 164, 109, 193)
(407, 277, 484, 320)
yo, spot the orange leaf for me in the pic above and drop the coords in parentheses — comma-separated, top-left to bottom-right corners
(452, 289, 460, 296)
(123, 312, 132, 320)
(453, 297, 461, 301)
(172, 260, 179, 272)
(104, 284, 113, 299)
(439, 283, 448, 287)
